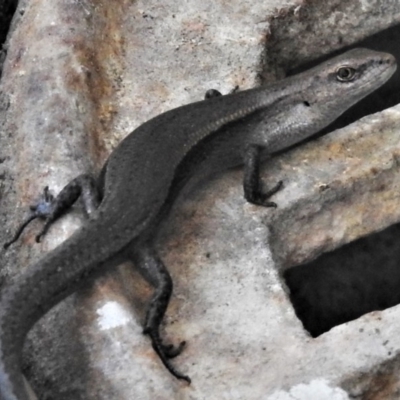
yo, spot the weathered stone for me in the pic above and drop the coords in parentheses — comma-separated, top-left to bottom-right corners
(0, 0, 399, 399)
(269, 105, 400, 268)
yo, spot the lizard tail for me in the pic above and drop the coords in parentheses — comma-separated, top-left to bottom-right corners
(0, 217, 135, 400)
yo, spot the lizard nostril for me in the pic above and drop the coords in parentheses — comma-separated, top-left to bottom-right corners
(381, 55, 396, 65)
(377, 56, 394, 65)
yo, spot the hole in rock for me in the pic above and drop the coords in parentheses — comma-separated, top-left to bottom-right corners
(283, 223, 400, 337)
(266, 22, 400, 338)
(0, 0, 18, 77)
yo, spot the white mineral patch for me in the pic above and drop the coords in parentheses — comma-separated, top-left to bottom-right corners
(266, 379, 349, 400)
(96, 301, 131, 330)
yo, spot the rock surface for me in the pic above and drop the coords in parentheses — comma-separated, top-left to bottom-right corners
(0, 0, 400, 399)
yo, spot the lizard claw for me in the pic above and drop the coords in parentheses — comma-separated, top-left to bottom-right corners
(264, 180, 283, 198)
(161, 341, 186, 359)
(246, 180, 284, 208)
(4, 187, 56, 248)
(260, 181, 283, 208)
(256, 180, 284, 208)
(146, 330, 191, 383)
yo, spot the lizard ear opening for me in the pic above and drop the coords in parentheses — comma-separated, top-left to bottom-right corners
(303, 101, 311, 107)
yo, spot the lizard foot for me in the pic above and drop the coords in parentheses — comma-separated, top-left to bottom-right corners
(146, 330, 191, 383)
(265, 179, 283, 197)
(160, 341, 186, 358)
(247, 180, 284, 208)
(4, 186, 55, 248)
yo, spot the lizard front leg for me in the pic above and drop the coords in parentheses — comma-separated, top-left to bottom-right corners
(4, 173, 102, 247)
(131, 241, 190, 383)
(243, 144, 283, 207)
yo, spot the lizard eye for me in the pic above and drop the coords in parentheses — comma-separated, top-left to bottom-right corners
(336, 66, 356, 82)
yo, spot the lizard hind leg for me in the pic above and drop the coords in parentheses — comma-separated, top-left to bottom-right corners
(131, 242, 191, 383)
(4, 174, 101, 248)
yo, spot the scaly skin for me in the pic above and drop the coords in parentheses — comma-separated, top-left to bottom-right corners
(0, 49, 396, 399)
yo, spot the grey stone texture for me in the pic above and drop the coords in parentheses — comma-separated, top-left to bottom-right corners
(0, 0, 400, 398)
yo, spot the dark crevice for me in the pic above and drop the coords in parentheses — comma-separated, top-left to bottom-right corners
(275, 25, 400, 337)
(0, 0, 18, 77)
(284, 223, 400, 337)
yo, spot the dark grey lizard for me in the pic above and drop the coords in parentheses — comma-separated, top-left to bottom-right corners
(0, 48, 396, 400)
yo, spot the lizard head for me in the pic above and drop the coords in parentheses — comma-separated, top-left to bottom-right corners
(301, 47, 397, 118)
(249, 48, 396, 153)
